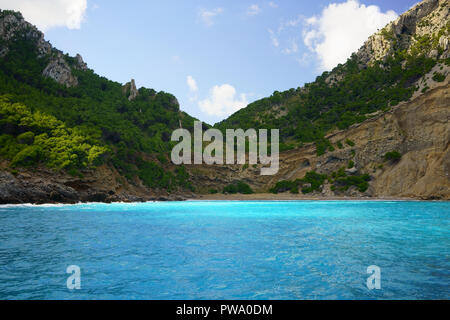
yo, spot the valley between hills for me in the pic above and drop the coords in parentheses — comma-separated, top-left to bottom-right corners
(0, 0, 449, 203)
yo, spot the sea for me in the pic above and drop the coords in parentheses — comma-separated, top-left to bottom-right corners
(0, 200, 448, 299)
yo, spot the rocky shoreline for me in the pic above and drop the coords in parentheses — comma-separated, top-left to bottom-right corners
(0, 168, 192, 204)
(0, 166, 443, 205)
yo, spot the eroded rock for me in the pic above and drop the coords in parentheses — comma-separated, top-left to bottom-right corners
(42, 53, 78, 87)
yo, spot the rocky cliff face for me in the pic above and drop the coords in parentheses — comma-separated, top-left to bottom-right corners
(122, 79, 139, 101)
(356, 0, 449, 66)
(42, 53, 78, 87)
(0, 10, 87, 87)
(192, 83, 449, 200)
(0, 161, 191, 204)
(0, 11, 51, 58)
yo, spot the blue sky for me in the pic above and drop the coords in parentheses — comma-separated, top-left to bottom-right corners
(1, 0, 419, 124)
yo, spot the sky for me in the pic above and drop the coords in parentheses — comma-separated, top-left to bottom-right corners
(0, 0, 419, 125)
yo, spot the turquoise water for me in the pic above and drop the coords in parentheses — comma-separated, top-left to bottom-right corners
(0, 201, 449, 300)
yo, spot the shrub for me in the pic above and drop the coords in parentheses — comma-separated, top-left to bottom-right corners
(223, 184, 238, 194)
(270, 180, 298, 194)
(157, 154, 168, 164)
(348, 160, 355, 168)
(384, 151, 402, 162)
(315, 138, 333, 156)
(11, 145, 41, 167)
(301, 171, 327, 194)
(0, 98, 108, 169)
(333, 174, 371, 193)
(223, 181, 253, 194)
(16, 131, 34, 144)
(345, 139, 355, 147)
(432, 72, 445, 82)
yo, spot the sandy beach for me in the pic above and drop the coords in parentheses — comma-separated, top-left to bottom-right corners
(191, 193, 423, 201)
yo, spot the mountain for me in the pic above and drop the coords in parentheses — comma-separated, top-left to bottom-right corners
(0, 0, 449, 203)
(216, 0, 449, 154)
(199, 0, 449, 199)
(0, 9, 198, 203)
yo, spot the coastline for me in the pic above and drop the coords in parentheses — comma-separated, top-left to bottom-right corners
(1, 194, 446, 206)
(192, 193, 434, 201)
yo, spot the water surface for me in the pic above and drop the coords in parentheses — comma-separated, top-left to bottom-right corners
(0, 201, 448, 299)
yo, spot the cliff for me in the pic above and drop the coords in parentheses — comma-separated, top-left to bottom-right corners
(185, 83, 449, 200)
(0, 10, 87, 87)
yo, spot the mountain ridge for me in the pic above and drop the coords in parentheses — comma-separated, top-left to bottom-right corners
(0, 0, 449, 203)
(216, 0, 448, 152)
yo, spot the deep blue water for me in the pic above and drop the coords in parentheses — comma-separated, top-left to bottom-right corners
(0, 201, 449, 300)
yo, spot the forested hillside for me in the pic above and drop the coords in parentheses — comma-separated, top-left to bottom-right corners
(0, 0, 449, 202)
(216, 0, 449, 155)
(0, 9, 196, 192)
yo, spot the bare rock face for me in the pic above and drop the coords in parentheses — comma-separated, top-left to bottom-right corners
(36, 34, 52, 58)
(42, 53, 78, 87)
(0, 10, 52, 58)
(355, 0, 448, 66)
(0, 11, 24, 42)
(196, 81, 449, 199)
(122, 79, 139, 101)
(75, 53, 88, 71)
(259, 83, 449, 199)
(0, 10, 82, 86)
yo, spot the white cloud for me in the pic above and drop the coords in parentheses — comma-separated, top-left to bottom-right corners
(296, 52, 312, 66)
(268, 29, 279, 47)
(199, 84, 248, 117)
(302, 0, 397, 71)
(282, 38, 299, 55)
(187, 75, 198, 92)
(198, 7, 224, 26)
(284, 15, 303, 28)
(269, 2, 278, 9)
(247, 4, 261, 16)
(0, 0, 87, 31)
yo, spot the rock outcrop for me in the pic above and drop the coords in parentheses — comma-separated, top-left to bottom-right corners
(356, 0, 449, 66)
(0, 163, 189, 204)
(205, 83, 449, 200)
(122, 79, 139, 101)
(0, 9, 82, 87)
(42, 53, 78, 87)
(0, 10, 52, 58)
(75, 53, 88, 71)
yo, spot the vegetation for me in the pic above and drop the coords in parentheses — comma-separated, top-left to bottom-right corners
(432, 72, 445, 82)
(384, 151, 402, 162)
(270, 171, 327, 194)
(300, 171, 328, 194)
(223, 181, 254, 194)
(138, 161, 193, 192)
(0, 97, 108, 169)
(328, 165, 371, 193)
(216, 30, 443, 156)
(333, 174, 371, 193)
(269, 180, 299, 194)
(0, 8, 446, 194)
(0, 28, 197, 191)
(348, 160, 355, 169)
